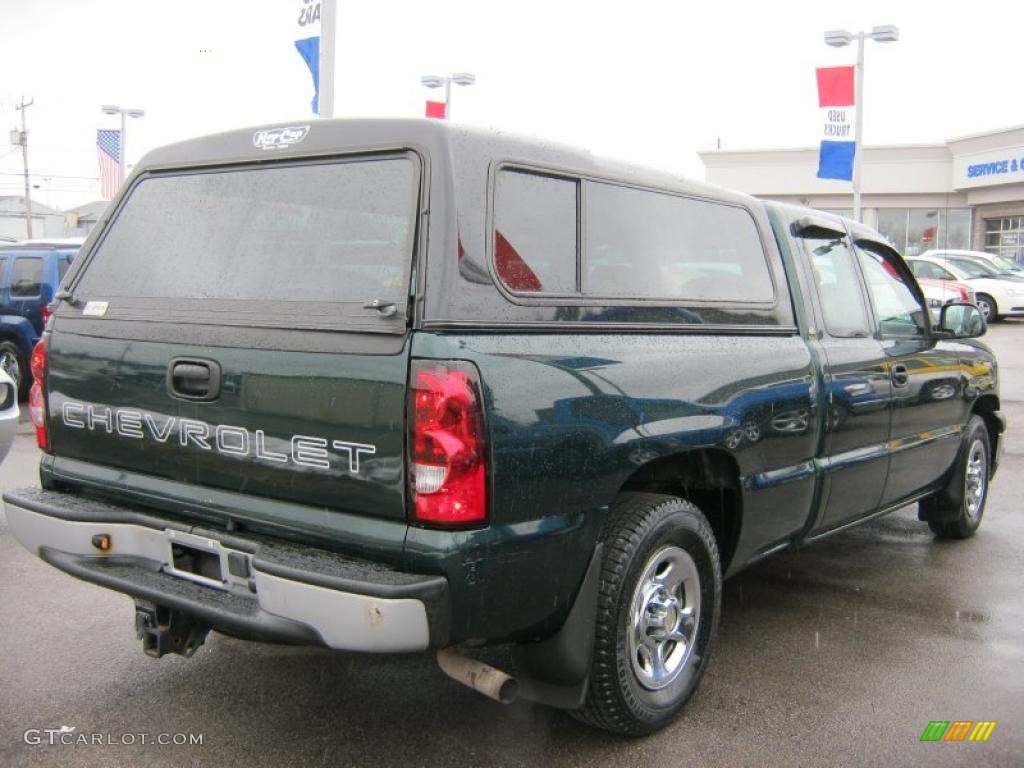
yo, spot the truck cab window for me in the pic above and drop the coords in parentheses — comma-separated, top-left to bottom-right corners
(801, 237, 870, 337)
(856, 246, 928, 337)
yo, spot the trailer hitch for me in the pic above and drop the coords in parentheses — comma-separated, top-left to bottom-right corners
(134, 599, 210, 658)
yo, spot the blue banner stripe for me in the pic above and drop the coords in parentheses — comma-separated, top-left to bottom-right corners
(817, 140, 855, 181)
(294, 35, 320, 115)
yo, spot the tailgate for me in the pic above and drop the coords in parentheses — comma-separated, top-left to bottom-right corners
(47, 329, 409, 520)
(45, 151, 421, 524)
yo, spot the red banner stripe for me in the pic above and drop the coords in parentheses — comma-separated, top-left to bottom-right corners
(816, 66, 855, 107)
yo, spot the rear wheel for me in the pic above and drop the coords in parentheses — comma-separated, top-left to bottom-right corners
(922, 415, 990, 540)
(0, 341, 28, 400)
(975, 294, 999, 323)
(572, 493, 721, 736)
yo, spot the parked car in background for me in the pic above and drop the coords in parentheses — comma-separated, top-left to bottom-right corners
(0, 243, 79, 398)
(916, 276, 976, 322)
(906, 254, 1024, 322)
(922, 248, 1024, 276)
(0, 369, 17, 466)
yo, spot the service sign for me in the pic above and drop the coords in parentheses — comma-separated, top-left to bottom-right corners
(952, 146, 1024, 189)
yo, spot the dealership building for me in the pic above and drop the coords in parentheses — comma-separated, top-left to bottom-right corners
(699, 124, 1024, 262)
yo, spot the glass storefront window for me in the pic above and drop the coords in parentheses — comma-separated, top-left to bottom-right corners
(940, 209, 972, 250)
(906, 210, 939, 256)
(876, 209, 908, 251)
(874, 208, 972, 256)
(985, 217, 1024, 263)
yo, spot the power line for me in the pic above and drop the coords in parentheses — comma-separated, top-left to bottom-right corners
(0, 171, 99, 180)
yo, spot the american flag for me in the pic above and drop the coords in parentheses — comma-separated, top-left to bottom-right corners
(97, 129, 121, 199)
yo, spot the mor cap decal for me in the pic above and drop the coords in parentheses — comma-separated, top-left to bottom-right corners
(253, 125, 310, 150)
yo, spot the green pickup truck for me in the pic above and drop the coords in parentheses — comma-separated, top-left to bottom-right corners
(3, 120, 1003, 735)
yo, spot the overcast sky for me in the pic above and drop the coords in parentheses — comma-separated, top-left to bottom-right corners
(1, 0, 1021, 210)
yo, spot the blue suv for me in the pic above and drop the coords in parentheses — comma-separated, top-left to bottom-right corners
(0, 243, 79, 398)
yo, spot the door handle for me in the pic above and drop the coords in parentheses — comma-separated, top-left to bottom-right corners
(168, 358, 221, 401)
(890, 363, 910, 388)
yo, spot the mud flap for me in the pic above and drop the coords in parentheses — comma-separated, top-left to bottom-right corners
(514, 544, 602, 710)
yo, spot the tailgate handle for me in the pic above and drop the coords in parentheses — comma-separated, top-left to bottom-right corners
(168, 358, 221, 401)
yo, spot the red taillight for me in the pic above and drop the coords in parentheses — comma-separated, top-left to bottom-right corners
(29, 338, 48, 450)
(41, 303, 52, 326)
(409, 360, 487, 526)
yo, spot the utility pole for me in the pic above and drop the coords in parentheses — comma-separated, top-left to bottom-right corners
(14, 97, 34, 239)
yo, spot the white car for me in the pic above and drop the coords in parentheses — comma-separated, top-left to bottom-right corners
(915, 276, 976, 322)
(0, 369, 19, 466)
(922, 248, 1024, 276)
(905, 255, 1024, 322)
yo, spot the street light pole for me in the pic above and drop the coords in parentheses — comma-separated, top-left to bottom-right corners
(101, 105, 145, 188)
(319, 0, 336, 117)
(119, 109, 127, 186)
(420, 73, 476, 120)
(824, 25, 898, 223)
(853, 32, 866, 223)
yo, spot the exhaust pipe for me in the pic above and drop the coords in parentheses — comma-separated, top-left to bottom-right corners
(437, 648, 519, 704)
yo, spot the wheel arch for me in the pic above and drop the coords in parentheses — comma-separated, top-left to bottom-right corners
(618, 448, 742, 574)
(971, 393, 1003, 476)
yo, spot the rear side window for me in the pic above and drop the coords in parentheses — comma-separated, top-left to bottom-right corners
(909, 260, 955, 281)
(493, 171, 577, 293)
(493, 168, 774, 304)
(584, 183, 773, 302)
(75, 156, 418, 307)
(10, 257, 42, 297)
(57, 256, 73, 282)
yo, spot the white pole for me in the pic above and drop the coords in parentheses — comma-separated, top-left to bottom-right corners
(853, 32, 865, 223)
(318, 0, 336, 117)
(444, 78, 452, 120)
(119, 109, 127, 187)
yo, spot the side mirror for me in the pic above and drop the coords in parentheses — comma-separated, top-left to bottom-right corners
(939, 302, 986, 339)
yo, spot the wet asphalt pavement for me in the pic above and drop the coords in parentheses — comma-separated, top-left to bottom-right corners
(1, 325, 1022, 768)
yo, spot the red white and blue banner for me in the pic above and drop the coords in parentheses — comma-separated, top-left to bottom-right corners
(816, 66, 855, 181)
(295, 1, 321, 114)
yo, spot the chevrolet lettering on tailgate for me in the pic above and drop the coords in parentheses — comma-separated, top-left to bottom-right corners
(59, 400, 376, 474)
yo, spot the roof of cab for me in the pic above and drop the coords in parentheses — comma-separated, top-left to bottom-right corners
(132, 118, 760, 210)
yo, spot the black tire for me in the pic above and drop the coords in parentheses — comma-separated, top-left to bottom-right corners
(923, 415, 990, 540)
(0, 341, 28, 401)
(572, 492, 721, 736)
(975, 294, 999, 323)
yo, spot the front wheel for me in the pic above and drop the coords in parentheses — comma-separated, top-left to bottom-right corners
(975, 294, 999, 323)
(922, 415, 990, 539)
(572, 493, 721, 736)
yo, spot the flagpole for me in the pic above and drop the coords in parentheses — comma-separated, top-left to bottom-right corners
(318, 0, 336, 118)
(853, 32, 865, 223)
(119, 110, 127, 187)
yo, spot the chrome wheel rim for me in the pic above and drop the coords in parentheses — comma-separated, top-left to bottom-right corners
(979, 299, 993, 320)
(964, 439, 987, 519)
(628, 545, 700, 690)
(0, 351, 19, 388)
